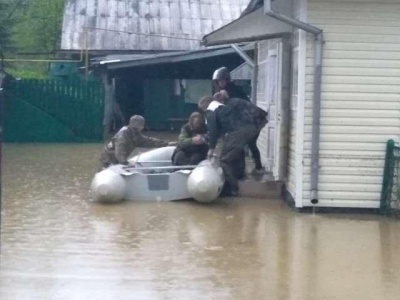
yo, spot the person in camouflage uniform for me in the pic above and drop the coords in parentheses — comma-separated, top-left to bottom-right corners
(100, 115, 173, 168)
(172, 112, 209, 166)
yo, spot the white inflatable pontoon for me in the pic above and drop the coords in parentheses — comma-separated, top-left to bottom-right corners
(90, 146, 224, 203)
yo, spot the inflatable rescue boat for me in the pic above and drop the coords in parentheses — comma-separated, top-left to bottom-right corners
(90, 146, 224, 203)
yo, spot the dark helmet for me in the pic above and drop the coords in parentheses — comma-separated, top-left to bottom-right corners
(212, 67, 231, 81)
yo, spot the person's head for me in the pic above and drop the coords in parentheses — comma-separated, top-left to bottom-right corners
(128, 115, 145, 131)
(213, 92, 224, 103)
(213, 90, 229, 104)
(212, 67, 231, 89)
(220, 89, 229, 100)
(189, 112, 204, 130)
(198, 96, 213, 112)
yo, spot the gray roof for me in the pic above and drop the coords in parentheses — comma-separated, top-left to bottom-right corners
(90, 44, 254, 70)
(61, 0, 250, 52)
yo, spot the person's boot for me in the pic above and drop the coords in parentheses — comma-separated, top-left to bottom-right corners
(220, 182, 238, 197)
(230, 187, 239, 197)
(250, 166, 265, 176)
(220, 182, 232, 197)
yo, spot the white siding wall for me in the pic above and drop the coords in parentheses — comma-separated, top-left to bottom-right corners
(287, 111, 297, 194)
(287, 0, 307, 204)
(303, 0, 400, 207)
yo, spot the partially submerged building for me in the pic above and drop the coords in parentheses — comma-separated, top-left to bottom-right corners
(203, 0, 400, 209)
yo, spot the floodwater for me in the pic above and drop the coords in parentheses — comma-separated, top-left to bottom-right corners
(1, 141, 400, 300)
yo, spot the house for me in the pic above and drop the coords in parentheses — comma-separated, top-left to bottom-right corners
(60, 0, 250, 137)
(203, 0, 400, 209)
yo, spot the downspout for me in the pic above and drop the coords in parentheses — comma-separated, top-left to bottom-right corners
(264, 2, 324, 205)
(310, 33, 323, 204)
(230, 44, 257, 103)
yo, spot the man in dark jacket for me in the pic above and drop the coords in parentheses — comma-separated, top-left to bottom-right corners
(172, 112, 209, 166)
(100, 115, 173, 168)
(213, 67, 250, 101)
(213, 67, 264, 176)
(198, 96, 268, 196)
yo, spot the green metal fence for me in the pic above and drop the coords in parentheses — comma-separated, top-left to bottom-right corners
(4, 78, 104, 142)
(380, 140, 400, 215)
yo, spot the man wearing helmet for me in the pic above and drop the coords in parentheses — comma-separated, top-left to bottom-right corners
(212, 67, 265, 176)
(212, 67, 250, 101)
(100, 115, 175, 168)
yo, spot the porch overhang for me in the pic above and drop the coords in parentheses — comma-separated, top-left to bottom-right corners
(92, 45, 254, 71)
(202, 8, 293, 46)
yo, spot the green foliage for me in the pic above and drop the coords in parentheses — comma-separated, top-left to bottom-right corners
(13, 0, 65, 54)
(1, 0, 66, 78)
(0, 0, 16, 54)
(7, 65, 48, 79)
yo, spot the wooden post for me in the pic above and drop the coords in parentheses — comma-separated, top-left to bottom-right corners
(102, 72, 113, 142)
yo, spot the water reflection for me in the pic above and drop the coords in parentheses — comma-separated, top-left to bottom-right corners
(1, 144, 400, 299)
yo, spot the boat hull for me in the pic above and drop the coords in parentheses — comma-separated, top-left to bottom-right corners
(90, 147, 224, 203)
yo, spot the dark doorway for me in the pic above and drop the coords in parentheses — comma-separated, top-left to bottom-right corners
(115, 77, 145, 123)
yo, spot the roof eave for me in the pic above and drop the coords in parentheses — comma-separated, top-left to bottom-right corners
(202, 7, 293, 47)
(102, 46, 247, 70)
(203, 33, 291, 47)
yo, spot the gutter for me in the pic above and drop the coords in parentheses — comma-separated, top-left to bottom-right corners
(264, 1, 324, 205)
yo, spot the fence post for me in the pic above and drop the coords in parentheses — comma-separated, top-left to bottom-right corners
(380, 139, 396, 214)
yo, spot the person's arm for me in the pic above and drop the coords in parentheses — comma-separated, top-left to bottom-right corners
(114, 134, 131, 164)
(136, 133, 169, 148)
(178, 126, 194, 149)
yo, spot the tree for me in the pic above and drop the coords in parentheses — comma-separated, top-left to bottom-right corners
(0, 0, 17, 55)
(13, 0, 65, 54)
(8, 0, 65, 77)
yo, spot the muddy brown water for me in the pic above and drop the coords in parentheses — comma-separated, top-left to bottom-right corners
(1, 141, 400, 300)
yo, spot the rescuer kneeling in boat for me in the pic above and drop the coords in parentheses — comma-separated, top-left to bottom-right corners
(100, 115, 175, 168)
(172, 112, 209, 166)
